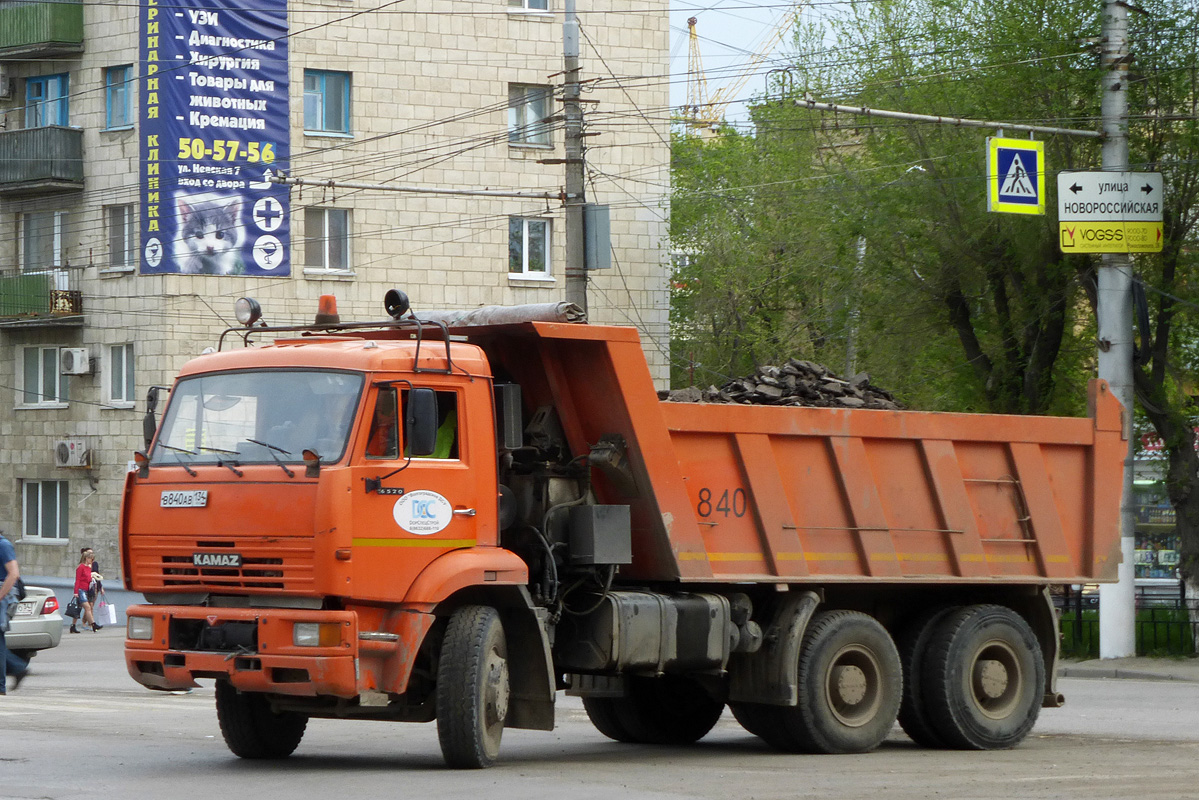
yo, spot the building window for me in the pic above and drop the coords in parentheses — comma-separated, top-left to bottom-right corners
(21, 211, 69, 270)
(107, 205, 136, 268)
(508, 84, 551, 146)
(23, 480, 69, 540)
(25, 73, 70, 128)
(19, 346, 69, 406)
(109, 343, 135, 405)
(509, 0, 548, 9)
(305, 208, 350, 270)
(105, 65, 133, 129)
(509, 217, 550, 277)
(304, 70, 351, 134)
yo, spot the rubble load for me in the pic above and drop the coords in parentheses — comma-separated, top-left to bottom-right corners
(660, 360, 901, 410)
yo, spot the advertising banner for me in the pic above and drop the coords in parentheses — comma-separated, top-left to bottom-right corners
(139, 0, 290, 275)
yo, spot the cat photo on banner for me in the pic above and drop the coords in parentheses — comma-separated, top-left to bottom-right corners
(175, 193, 246, 275)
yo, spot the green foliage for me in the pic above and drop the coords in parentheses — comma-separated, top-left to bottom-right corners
(670, 0, 1111, 414)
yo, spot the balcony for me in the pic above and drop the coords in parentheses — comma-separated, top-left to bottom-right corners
(0, 126, 84, 196)
(0, 267, 84, 328)
(0, 0, 84, 59)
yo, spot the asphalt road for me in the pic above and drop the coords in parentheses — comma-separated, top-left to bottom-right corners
(4, 633, 1199, 800)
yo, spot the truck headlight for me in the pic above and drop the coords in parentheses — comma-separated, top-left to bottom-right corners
(293, 622, 341, 647)
(127, 616, 154, 640)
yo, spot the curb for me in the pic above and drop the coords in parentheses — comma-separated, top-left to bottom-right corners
(1059, 665, 1199, 683)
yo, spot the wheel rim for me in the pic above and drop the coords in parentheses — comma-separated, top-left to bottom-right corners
(482, 641, 509, 748)
(970, 639, 1022, 720)
(824, 644, 883, 728)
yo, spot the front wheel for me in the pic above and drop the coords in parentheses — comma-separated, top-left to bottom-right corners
(215, 681, 307, 759)
(436, 605, 510, 769)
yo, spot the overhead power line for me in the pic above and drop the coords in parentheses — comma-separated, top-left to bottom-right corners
(272, 175, 562, 201)
(786, 97, 1104, 139)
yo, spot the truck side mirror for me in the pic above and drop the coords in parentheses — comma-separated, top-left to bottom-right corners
(143, 386, 163, 450)
(406, 389, 438, 457)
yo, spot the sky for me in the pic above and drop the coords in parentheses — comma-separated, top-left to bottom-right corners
(667, 0, 823, 127)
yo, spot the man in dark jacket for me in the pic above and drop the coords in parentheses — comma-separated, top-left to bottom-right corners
(0, 531, 30, 694)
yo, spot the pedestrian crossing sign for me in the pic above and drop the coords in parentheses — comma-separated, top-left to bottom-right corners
(987, 137, 1045, 215)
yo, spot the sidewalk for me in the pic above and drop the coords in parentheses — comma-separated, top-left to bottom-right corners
(1060, 655, 1199, 683)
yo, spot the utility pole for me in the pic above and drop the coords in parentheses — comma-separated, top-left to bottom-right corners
(563, 0, 587, 313)
(1097, 0, 1137, 658)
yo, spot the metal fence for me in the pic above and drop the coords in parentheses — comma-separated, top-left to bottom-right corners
(1058, 587, 1197, 657)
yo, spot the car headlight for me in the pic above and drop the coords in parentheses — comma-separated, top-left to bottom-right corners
(127, 616, 154, 640)
(293, 622, 341, 647)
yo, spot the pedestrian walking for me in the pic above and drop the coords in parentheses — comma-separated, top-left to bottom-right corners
(1, 530, 31, 694)
(89, 561, 108, 624)
(72, 548, 102, 633)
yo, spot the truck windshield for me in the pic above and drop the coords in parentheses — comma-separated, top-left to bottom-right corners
(150, 369, 364, 466)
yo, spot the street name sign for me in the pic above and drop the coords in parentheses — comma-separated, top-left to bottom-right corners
(987, 137, 1045, 215)
(1057, 171, 1163, 254)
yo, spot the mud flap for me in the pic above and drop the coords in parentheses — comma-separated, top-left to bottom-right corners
(498, 592, 557, 730)
(727, 590, 820, 706)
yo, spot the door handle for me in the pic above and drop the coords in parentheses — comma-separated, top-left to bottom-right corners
(453, 508, 477, 516)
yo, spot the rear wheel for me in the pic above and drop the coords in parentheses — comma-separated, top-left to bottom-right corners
(436, 605, 509, 769)
(767, 610, 902, 754)
(896, 605, 960, 748)
(585, 676, 724, 745)
(215, 681, 307, 759)
(922, 604, 1045, 750)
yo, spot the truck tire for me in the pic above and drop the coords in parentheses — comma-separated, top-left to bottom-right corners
(436, 605, 509, 769)
(581, 697, 637, 742)
(921, 604, 1045, 750)
(730, 702, 790, 749)
(584, 676, 723, 745)
(787, 610, 902, 754)
(896, 605, 960, 748)
(215, 681, 307, 759)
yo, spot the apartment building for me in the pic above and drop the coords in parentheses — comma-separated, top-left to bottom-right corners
(0, 0, 670, 579)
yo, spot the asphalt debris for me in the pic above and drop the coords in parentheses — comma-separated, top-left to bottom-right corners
(659, 359, 901, 410)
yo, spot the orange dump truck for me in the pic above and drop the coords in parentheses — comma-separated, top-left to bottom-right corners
(121, 294, 1124, 768)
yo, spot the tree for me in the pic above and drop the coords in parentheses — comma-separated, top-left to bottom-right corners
(671, 0, 1199, 585)
(1120, 0, 1199, 588)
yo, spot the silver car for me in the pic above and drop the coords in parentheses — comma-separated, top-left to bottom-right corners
(6, 586, 64, 660)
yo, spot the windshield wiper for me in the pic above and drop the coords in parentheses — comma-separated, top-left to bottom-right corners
(245, 439, 295, 478)
(158, 443, 198, 477)
(199, 447, 244, 477)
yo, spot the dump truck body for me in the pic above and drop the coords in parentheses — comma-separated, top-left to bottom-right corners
(121, 302, 1124, 767)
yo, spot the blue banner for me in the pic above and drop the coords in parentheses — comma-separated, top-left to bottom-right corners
(140, 0, 289, 275)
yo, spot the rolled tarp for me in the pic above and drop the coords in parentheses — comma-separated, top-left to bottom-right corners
(413, 302, 586, 327)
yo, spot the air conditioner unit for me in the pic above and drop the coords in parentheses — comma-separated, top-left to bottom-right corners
(55, 439, 90, 468)
(60, 348, 92, 375)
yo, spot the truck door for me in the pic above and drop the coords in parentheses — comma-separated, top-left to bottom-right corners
(347, 383, 493, 602)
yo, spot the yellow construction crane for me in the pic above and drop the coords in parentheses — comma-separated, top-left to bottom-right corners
(683, 8, 802, 134)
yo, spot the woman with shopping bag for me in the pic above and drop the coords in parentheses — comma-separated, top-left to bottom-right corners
(71, 548, 102, 633)
(89, 563, 116, 625)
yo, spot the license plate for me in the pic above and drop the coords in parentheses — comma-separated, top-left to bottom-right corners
(161, 490, 208, 508)
(15, 601, 35, 617)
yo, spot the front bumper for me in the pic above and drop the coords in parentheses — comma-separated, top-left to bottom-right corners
(124, 605, 359, 698)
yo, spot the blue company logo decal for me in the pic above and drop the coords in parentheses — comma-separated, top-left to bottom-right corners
(139, 0, 290, 275)
(393, 491, 453, 535)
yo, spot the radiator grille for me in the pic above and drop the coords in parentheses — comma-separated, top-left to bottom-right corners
(132, 537, 316, 593)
